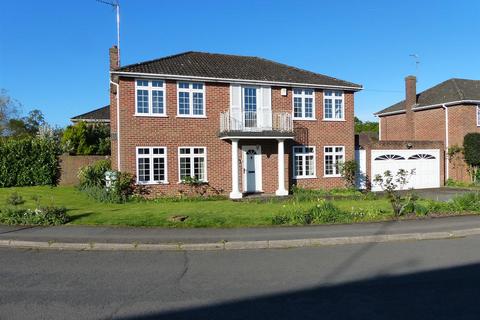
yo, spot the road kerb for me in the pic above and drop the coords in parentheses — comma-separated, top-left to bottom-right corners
(1, 227, 480, 251)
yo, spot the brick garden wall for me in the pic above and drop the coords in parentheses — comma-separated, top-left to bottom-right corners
(58, 154, 110, 186)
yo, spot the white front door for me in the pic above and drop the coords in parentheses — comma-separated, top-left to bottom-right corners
(243, 146, 262, 193)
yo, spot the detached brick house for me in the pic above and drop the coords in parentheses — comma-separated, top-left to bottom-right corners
(109, 46, 362, 198)
(71, 105, 110, 124)
(375, 76, 480, 182)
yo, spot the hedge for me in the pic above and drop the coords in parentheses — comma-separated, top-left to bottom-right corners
(464, 133, 480, 167)
(0, 137, 60, 187)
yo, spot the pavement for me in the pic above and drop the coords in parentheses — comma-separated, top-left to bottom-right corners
(404, 187, 477, 202)
(2, 235, 480, 319)
(2, 215, 480, 251)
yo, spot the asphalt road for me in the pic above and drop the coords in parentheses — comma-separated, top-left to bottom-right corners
(2, 236, 480, 320)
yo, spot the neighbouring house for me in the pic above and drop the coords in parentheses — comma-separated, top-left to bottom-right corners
(70, 105, 110, 124)
(108, 46, 362, 198)
(375, 76, 480, 183)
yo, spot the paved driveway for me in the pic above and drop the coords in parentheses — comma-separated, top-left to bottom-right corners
(403, 187, 477, 202)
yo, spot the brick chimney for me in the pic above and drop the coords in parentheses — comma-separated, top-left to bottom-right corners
(405, 75, 417, 140)
(109, 45, 119, 70)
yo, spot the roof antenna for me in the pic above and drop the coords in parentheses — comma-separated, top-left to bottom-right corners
(409, 54, 420, 77)
(97, 0, 121, 66)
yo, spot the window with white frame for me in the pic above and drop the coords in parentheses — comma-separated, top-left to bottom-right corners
(293, 146, 316, 178)
(293, 88, 315, 119)
(135, 80, 165, 115)
(477, 105, 480, 127)
(324, 90, 344, 120)
(324, 146, 344, 177)
(179, 147, 207, 181)
(136, 147, 167, 184)
(178, 82, 205, 117)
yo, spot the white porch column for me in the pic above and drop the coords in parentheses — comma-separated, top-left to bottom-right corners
(230, 139, 242, 199)
(276, 139, 288, 196)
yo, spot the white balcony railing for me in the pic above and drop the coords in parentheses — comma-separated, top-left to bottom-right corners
(220, 110, 293, 134)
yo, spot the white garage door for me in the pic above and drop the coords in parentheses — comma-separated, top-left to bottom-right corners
(371, 149, 440, 192)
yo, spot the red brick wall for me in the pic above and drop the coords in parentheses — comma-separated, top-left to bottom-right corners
(380, 113, 408, 140)
(59, 154, 110, 186)
(111, 78, 356, 196)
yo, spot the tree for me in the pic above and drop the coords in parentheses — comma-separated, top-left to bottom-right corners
(0, 89, 22, 136)
(463, 133, 480, 182)
(373, 169, 416, 216)
(23, 109, 46, 135)
(355, 117, 379, 134)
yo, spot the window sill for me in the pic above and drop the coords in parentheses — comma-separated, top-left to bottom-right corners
(293, 118, 317, 121)
(323, 119, 346, 122)
(293, 175, 317, 179)
(176, 115, 207, 119)
(323, 175, 342, 178)
(134, 114, 168, 118)
(177, 180, 209, 184)
(136, 182, 169, 185)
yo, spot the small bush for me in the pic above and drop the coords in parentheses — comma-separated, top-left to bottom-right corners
(78, 159, 111, 188)
(6, 192, 25, 206)
(451, 192, 480, 212)
(272, 200, 349, 225)
(0, 206, 69, 226)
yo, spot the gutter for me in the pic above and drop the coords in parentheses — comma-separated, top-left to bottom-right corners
(109, 71, 363, 92)
(376, 99, 480, 116)
(110, 80, 121, 171)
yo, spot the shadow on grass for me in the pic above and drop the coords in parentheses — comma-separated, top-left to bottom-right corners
(116, 262, 480, 320)
(67, 211, 95, 222)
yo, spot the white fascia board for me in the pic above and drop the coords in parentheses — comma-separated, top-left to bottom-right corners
(110, 71, 363, 91)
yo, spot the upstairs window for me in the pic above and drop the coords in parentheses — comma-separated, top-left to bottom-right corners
(324, 146, 344, 177)
(293, 89, 315, 119)
(324, 90, 344, 120)
(293, 146, 316, 178)
(178, 82, 205, 117)
(135, 80, 165, 116)
(136, 147, 167, 184)
(179, 147, 207, 182)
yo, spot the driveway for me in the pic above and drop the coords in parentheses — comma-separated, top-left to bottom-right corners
(403, 187, 476, 202)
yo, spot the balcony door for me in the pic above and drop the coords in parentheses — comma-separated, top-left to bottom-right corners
(243, 87, 258, 129)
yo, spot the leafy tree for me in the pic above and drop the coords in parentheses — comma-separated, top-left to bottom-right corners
(0, 89, 22, 136)
(463, 133, 480, 182)
(355, 117, 379, 134)
(62, 121, 111, 155)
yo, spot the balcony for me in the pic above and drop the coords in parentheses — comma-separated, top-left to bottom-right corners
(219, 110, 294, 139)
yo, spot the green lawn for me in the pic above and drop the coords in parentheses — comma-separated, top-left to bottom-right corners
(0, 186, 396, 228)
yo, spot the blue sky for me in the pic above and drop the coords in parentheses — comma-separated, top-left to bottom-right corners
(1, 0, 479, 127)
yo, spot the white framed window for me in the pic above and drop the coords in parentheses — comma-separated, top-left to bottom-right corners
(324, 146, 344, 177)
(324, 90, 344, 120)
(293, 146, 316, 178)
(178, 147, 207, 182)
(477, 105, 480, 127)
(136, 147, 168, 184)
(135, 79, 166, 116)
(293, 88, 315, 119)
(177, 82, 205, 117)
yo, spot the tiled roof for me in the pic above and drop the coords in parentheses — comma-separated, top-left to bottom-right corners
(376, 78, 480, 115)
(71, 105, 110, 122)
(116, 51, 362, 89)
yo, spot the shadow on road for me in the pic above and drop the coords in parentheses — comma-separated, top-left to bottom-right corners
(116, 262, 480, 320)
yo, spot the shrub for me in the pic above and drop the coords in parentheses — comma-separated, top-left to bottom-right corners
(451, 192, 480, 212)
(62, 122, 110, 155)
(6, 192, 25, 206)
(272, 200, 349, 225)
(463, 133, 480, 182)
(78, 159, 111, 187)
(339, 160, 357, 188)
(0, 206, 69, 226)
(0, 137, 60, 187)
(373, 169, 416, 216)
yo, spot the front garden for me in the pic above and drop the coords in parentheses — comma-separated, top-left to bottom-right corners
(0, 185, 479, 228)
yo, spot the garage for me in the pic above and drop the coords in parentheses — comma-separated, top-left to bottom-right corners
(370, 149, 441, 192)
